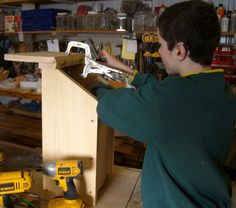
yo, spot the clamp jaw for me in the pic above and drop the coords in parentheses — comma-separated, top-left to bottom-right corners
(65, 41, 131, 83)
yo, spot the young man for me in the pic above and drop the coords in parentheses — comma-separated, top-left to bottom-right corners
(94, 1, 236, 207)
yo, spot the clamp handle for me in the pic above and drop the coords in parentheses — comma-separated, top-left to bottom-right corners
(65, 41, 92, 59)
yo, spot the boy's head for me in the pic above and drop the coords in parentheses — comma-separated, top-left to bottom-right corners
(157, 0, 220, 66)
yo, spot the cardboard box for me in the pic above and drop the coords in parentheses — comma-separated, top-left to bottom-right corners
(5, 15, 21, 32)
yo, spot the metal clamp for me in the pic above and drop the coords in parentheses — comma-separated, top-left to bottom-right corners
(65, 41, 131, 83)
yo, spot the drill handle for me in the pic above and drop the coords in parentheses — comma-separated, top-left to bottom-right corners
(64, 177, 78, 200)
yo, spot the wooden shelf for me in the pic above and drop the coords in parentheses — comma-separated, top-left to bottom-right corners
(0, 0, 77, 6)
(221, 32, 236, 36)
(135, 31, 236, 36)
(2, 30, 128, 35)
(2, 30, 235, 37)
(55, 29, 128, 34)
(0, 87, 41, 100)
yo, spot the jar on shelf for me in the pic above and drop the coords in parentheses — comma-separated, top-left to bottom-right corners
(105, 8, 117, 30)
(134, 11, 145, 31)
(84, 11, 98, 30)
(66, 15, 76, 30)
(56, 12, 67, 30)
(221, 15, 229, 32)
(217, 4, 225, 19)
(116, 12, 127, 31)
(144, 11, 158, 31)
(142, 0, 153, 11)
(93, 2, 103, 13)
(96, 12, 109, 30)
(75, 15, 84, 30)
(230, 11, 236, 32)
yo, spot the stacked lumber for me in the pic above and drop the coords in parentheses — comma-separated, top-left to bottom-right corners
(114, 136, 146, 169)
(0, 104, 42, 149)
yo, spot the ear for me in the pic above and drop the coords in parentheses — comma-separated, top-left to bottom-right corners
(174, 42, 188, 60)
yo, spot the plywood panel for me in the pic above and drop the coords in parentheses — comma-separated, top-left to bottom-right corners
(96, 122, 113, 193)
(40, 62, 99, 205)
(4, 52, 114, 206)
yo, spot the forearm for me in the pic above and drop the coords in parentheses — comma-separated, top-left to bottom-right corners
(99, 50, 134, 75)
(114, 62, 134, 75)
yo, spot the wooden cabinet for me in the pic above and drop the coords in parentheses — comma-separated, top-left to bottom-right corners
(4, 51, 114, 206)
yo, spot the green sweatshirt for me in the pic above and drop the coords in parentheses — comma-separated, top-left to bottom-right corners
(95, 70, 236, 208)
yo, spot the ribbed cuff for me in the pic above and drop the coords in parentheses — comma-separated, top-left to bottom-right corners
(128, 69, 139, 84)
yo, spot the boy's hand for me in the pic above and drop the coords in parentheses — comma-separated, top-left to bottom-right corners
(98, 50, 135, 75)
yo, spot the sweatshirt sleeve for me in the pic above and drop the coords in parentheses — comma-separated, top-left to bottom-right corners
(130, 72, 159, 88)
(95, 80, 161, 144)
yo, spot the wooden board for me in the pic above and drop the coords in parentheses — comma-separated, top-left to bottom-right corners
(5, 52, 84, 66)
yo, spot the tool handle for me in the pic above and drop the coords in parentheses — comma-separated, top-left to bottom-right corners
(64, 177, 78, 200)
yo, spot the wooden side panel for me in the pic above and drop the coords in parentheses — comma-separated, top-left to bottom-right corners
(40, 62, 99, 205)
(96, 122, 114, 194)
(60, 64, 114, 204)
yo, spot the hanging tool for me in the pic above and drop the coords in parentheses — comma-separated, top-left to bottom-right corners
(42, 160, 84, 208)
(142, 32, 161, 63)
(142, 32, 153, 65)
(65, 41, 132, 83)
(151, 33, 161, 62)
(142, 32, 162, 74)
(0, 170, 32, 208)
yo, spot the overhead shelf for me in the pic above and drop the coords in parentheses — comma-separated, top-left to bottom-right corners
(0, 0, 78, 6)
(1, 30, 128, 35)
(221, 32, 236, 36)
(2, 30, 235, 37)
(0, 0, 105, 5)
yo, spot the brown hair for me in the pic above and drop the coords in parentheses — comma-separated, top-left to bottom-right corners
(157, 0, 220, 66)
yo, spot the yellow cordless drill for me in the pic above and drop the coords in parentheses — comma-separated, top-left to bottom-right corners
(42, 160, 84, 208)
(0, 170, 32, 208)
